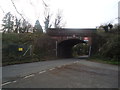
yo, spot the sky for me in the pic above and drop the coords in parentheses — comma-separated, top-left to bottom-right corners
(0, 0, 119, 29)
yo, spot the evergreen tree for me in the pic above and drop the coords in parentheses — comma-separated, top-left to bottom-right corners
(34, 20, 43, 33)
(2, 12, 14, 33)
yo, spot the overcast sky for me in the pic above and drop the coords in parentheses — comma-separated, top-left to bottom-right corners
(0, 0, 119, 29)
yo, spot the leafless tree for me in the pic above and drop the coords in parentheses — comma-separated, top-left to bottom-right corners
(54, 10, 66, 28)
(10, 0, 25, 20)
(44, 8, 52, 31)
(0, 5, 5, 13)
(10, 0, 34, 33)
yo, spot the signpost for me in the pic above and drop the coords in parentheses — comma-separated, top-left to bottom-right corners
(56, 41, 58, 57)
(89, 45, 91, 57)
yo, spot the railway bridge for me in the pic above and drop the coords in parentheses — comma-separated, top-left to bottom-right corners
(47, 28, 96, 58)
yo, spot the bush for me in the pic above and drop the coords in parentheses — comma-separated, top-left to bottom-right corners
(91, 24, 120, 62)
(33, 34, 56, 60)
(99, 35, 120, 61)
(2, 33, 57, 65)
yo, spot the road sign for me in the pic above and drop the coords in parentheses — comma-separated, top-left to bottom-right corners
(18, 48, 23, 51)
(84, 37, 89, 41)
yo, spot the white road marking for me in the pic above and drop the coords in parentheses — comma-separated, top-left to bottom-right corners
(74, 61, 79, 63)
(24, 74, 35, 79)
(39, 70, 46, 74)
(1, 82, 11, 86)
(49, 68, 55, 71)
(12, 80, 17, 83)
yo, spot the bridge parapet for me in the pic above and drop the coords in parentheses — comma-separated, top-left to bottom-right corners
(47, 28, 96, 45)
(47, 28, 96, 37)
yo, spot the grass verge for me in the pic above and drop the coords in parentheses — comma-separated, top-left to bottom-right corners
(2, 57, 58, 66)
(87, 58, 119, 65)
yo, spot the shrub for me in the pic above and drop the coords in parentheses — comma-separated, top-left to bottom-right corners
(2, 33, 57, 65)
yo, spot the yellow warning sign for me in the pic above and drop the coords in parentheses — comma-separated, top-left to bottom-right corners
(18, 48, 23, 51)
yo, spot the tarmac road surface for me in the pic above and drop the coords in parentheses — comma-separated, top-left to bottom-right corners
(2, 58, 118, 88)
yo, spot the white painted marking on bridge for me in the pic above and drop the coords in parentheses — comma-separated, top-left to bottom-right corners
(49, 68, 55, 71)
(39, 70, 46, 74)
(24, 74, 35, 79)
(1, 81, 12, 86)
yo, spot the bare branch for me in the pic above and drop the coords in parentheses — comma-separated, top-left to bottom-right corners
(10, 0, 25, 20)
(42, 0, 48, 7)
(0, 5, 5, 13)
(54, 10, 65, 28)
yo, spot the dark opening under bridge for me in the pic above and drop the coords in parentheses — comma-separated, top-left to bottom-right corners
(47, 28, 97, 58)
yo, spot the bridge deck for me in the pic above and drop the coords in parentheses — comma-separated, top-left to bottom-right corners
(47, 28, 96, 36)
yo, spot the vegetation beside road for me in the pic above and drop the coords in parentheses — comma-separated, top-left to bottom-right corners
(2, 33, 57, 66)
(1, 9, 64, 66)
(88, 56, 119, 65)
(88, 24, 120, 65)
(72, 24, 119, 65)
